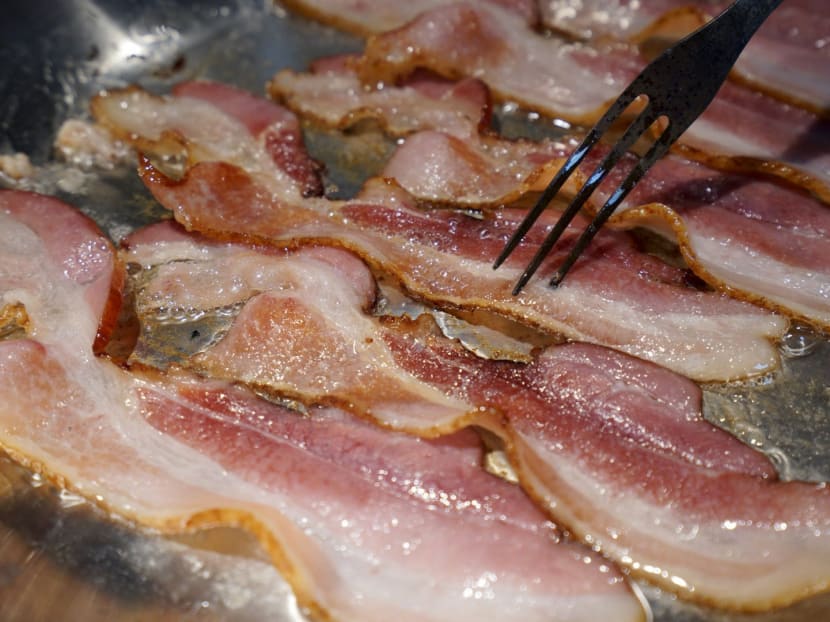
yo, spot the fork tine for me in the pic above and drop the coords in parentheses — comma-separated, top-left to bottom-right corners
(509, 103, 657, 295)
(548, 125, 677, 288)
(493, 88, 640, 271)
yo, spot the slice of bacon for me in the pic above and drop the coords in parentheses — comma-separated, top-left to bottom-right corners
(357, 2, 644, 126)
(125, 224, 473, 434)
(279, 0, 539, 35)
(92, 80, 323, 199)
(268, 58, 830, 328)
(381, 130, 564, 206)
(398, 329, 830, 612)
(140, 153, 787, 381)
(0, 191, 647, 622)
(127, 223, 830, 611)
(386, 132, 830, 328)
(91, 84, 787, 380)
(269, 54, 492, 138)
(0, 189, 123, 351)
(678, 80, 830, 204)
(354, 2, 830, 203)
(541, 0, 830, 116)
(270, 57, 565, 206)
(588, 147, 830, 330)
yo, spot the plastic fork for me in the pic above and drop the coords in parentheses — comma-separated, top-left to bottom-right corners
(493, 0, 782, 295)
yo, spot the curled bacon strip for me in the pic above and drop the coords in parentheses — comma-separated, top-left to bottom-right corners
(540, 0, 830, 117)
(126, 223, 830, 612)
(272, 58, 830, 329)
(92, 84, 787, 381)
(352, 2, 830, 204)
(0, 190, 646, 622)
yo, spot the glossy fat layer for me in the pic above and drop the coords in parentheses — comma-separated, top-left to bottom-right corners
(269, 56, 492, 138)
(93, 81, 322, 200)
(280, 0, 539, 35)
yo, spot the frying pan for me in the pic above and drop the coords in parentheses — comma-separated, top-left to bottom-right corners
(1, 1, 829, 620)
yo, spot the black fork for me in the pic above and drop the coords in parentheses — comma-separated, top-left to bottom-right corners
(493, 0, 782, 295)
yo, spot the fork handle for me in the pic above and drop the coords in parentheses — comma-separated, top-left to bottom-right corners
(709, 0, 783, 67)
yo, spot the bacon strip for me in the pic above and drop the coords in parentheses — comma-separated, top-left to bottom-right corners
(270, 58, 565, 206)
(0, 190, 123, 351)
(92, 80, 323, 199)
(541, 0, 830, 116)
(354, 2, 830, 203)
(0, 190, 646, 622)
(127, 223, 830, 611)
(92, 84, 787, 381)
(269, 58, 830, 328)
(357, 3, 643, 125)
(590, 148, 830, 330)
(390, 133, 830, 328)
(270, 55, 492, 138)
(141, 154, 786, 381)
(125, 225, 473, 434)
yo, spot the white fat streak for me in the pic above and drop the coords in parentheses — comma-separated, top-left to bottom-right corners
(135, 240, 470, 427)
(522, 433, 830, 607)
(540, 0, 654, 38)
(369, 236, 782, 380)
(686, 117, 779, 162)
(692, 231, 830, 326)
(100, 91, 303, 201)
(0, 212, 98, 351)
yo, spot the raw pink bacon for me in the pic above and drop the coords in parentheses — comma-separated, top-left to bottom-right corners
(92, 80, 323, 200)
(270, 63, 830, 328)
(91, 84, 787, 380)
(587, 147, 830, 330)
(137, 153, 786, 381)
(354, 2, 830, 203)
(269, 55, 492, 138)
(127, 223, 830, 611)
(125, 223, 473, 434)
(357, 2, 643, 125)
(270, 58, 566, 206)
(171, 81, 323, 197)
(0, 190, 123, 351)
(541, 0, 830, 116)
(0, 190, 646, 622)
(382, 130, 565, 206)
(396, 329, 830, 611)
